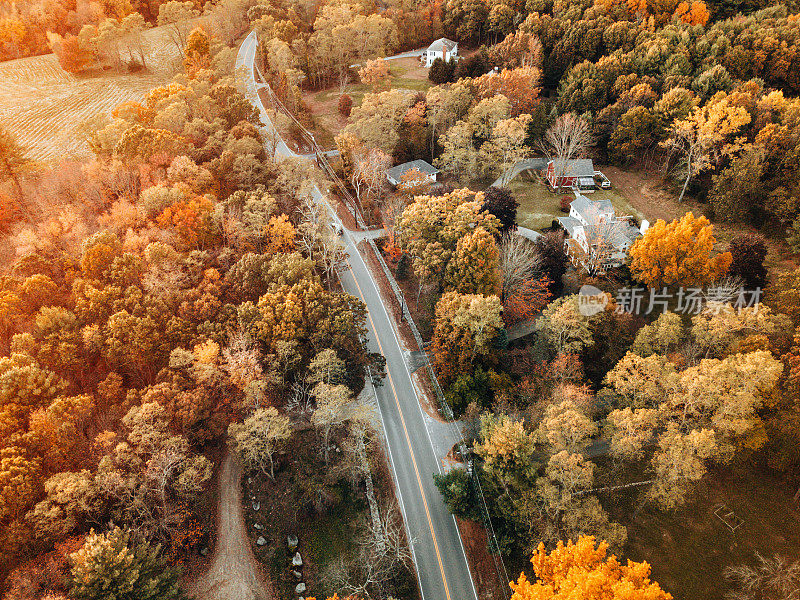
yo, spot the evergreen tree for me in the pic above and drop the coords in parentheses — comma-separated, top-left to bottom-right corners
(70, 527, 186, 600)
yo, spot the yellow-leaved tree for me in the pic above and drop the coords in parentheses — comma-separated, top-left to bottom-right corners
(629, 212, 732, 288)
(663, 92, 751, 203)
(510, 536, 672, 600)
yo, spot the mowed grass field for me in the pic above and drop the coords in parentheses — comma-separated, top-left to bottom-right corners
(0, 24, 184, 163)
(509, 168, 646, 231)
(302, 56, 432, 149)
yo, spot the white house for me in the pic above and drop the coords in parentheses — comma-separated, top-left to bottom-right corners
(557, 195, 647, 273)
(423, 38, 459, 68)
(386, 159, 439, 187)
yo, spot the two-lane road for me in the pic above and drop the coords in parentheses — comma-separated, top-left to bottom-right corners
(236, 31, 480, 600)
(335, 218, 478, 600)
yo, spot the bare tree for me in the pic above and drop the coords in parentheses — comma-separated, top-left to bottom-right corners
(0, 126, 33, 202)
(223, 331, 266, 408)
(298, 196, 348, 288)
(324, 502, 413, 598)
(343, 416, 383, 551)
(209, 0, 253, 44)
(286, 379, 314, 416)
(157, 0, 199, 53)
(338, 65, 351, 96)
(311, 382, 355, 464)
(146, 439, 188, 529)
(382, 194, 406, 244)
(539, 113, 594, 191)
(119, 13, 149, 69)
(499, 233, 542, 304)
(575, 213, 626, 276)
(724, 553, 800, 600)
(349, 148, 390, 214)
(263, 108, 289, 160)
(360, 148, 392, 203)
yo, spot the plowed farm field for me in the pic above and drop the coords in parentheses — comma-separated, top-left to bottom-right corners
(0, 25, 182, 163)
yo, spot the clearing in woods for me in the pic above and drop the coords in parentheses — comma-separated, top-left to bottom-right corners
(0, 23, 184, 163)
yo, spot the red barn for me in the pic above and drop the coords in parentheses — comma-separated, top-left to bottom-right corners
(546, 159, 595, 190)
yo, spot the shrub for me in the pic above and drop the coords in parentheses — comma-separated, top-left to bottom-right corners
(560, 195, 572, 212)
(338, 94, 352, 117)
(444, 366, 491, 417)
(482, 186, 518, 234)
(433, 469, 480, 519)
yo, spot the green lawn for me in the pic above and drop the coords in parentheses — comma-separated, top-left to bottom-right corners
(312, 64, 432, 107)
(508, 170, 646, 231)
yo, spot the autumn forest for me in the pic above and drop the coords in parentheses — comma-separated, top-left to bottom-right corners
(1, 0, 800, 598)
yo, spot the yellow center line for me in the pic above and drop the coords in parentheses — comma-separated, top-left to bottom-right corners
(348, 267, 453, 600)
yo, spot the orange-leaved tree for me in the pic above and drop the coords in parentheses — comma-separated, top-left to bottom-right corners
(673, 0, 710, 25)
(510, 536, 672, 600)
(184, 26, 211, 78)
(358, 57, 392, 92)
(156, 195, 214, 249)
(629, 212, 731, 288)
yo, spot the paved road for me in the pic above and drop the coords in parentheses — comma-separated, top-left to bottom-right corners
(349, 46, 426, 67)
(237, 32, 480, 600)
(491, 157, 550, 187)
(236, 31, 301, 159)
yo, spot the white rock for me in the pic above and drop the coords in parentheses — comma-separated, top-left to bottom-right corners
(295, 583, 306, 594)
(292, 552, 303, 567)
(256, 536, 266, 546)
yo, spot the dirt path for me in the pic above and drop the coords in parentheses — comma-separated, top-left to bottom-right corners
(189, 451, 273, 600)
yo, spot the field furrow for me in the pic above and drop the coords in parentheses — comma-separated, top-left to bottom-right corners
(0, 23, 183, 162)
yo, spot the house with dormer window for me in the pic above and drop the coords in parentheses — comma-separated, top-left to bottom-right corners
(557, 195, 648, 274)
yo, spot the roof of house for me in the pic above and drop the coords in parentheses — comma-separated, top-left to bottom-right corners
(548, 158, 595, 179)
(567, 195, 642, 250)
(571, 194, 613, 216)
(616, 221, 642, 244)
(557, 216, 583, 237)
(427, 38, 458, 53)
(386, 159, 439, 182)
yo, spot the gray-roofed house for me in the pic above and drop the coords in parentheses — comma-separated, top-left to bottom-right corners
(546, 158, 596, 191)
(424, 38, 459, 68)
(386, 159, 439, 188)
(557, 194, 647, 274)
